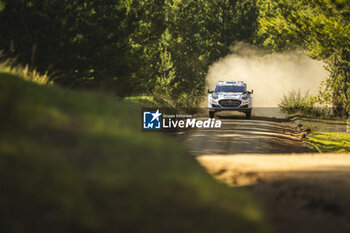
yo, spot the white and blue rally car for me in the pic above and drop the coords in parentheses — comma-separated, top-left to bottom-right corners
(208, 81, 253, 119)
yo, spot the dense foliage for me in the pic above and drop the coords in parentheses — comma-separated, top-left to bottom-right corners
(0, 0, 257, 108)
(0, 0, 137, 95)
(257, 0, 350, 116)
(1, 0, 349, 114)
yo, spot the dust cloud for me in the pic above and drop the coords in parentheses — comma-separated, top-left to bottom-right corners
(206, 43, 328, 107)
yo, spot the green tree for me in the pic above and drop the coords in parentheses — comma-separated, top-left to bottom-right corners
(0, 0, 137, 96)
(152, 28, 176, 103)
(148, 0, 258, 109)
(257, 0, 350, 115)
(0, 0, 259, 105)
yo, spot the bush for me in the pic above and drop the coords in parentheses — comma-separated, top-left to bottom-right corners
(279, 90, 330, 117)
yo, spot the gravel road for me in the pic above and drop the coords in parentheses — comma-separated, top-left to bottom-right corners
(185, 115, 314, 155)
(183, 113, 350, 233)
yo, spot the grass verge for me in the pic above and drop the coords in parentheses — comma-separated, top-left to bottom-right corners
(307, 132, 350, 153)
(0, 71, 270, 233)
(124, 96, 158, 107)
(296, 117, 350, 153)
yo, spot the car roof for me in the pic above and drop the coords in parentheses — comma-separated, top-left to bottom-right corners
(216, 81, 245, 87)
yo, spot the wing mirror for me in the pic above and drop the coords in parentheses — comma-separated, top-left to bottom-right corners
(248, 89, 254, 94)
(208, 89, 213, 94)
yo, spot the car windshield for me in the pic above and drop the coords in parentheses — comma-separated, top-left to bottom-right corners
(215, 85, 245, 93)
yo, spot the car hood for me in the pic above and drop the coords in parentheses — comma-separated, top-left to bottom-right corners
(217, 92, 244, 99)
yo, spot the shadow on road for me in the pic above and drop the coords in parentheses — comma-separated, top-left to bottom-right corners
(185, 117, 315, 155)
(198, 154, 350, 233)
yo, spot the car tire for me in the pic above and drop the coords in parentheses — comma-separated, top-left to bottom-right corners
(209, 111, 215, 118)
(245, 111, 251, 119)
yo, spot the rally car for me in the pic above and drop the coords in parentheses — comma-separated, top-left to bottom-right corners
(208, 81, 253, 119)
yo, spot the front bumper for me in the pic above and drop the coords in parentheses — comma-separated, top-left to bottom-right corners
(209, 99, 252, 112)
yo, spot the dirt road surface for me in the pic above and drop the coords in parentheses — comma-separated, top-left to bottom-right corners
(183, 114, 350, 233)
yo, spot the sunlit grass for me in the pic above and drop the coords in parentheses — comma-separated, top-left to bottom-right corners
(0, 53, 52, 85)
(124, 96, 158, 107)
(0, 65, 51, 85)
(307, 132, 350, 153)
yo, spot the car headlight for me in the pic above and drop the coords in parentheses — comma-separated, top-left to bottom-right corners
(212, 93, 218, 99)
(241, 94, 249, 100)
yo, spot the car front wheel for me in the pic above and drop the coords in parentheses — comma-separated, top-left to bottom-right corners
(245, 111, 251, 119)
(209, 111, 215, 118)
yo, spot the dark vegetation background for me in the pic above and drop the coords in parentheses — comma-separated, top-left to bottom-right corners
(0, 0, 258, 110)
(0, 0, 348, 113)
